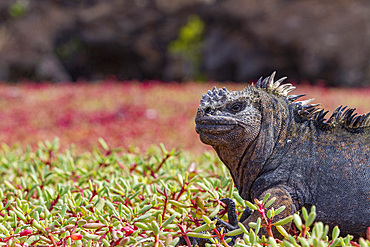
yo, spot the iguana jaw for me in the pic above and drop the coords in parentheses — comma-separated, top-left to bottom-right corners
(195, 116, 239, 134)
(195, 116, 246, 146)
(195, 124, 237, 135)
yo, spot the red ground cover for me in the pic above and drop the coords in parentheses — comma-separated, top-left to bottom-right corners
(0, 81, 369, 154)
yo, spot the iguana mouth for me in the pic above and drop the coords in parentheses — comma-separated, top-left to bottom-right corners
(195, 123, 237, 135)
(195, 117, 239, 135)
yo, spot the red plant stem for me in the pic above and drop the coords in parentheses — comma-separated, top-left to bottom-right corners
(175, 183, 187, 201)
(48, 194, 60, 211)
(266, 226, 274, 238)
(48, 232, 58, 247)
(0, 232, 40, 243)
(213, 228, 229, 246)
(48, 149, 54, 166)
(89, 190, 98, 202)
(155, 154, 170, 173)
(183, 235, 192, 246)
(266, 218, 274, 238)
(258, 204, 266, 218)
(1, 237, 12, 242)
(301, 225, 307, 238)
(178, 224, 192, 247)
(350, 241, 360, 247)
(256, 203, 276, 238)
(117, 161, 125, 170)
(98, 228, 111, 243)
(186, 214, 200, 226)
(162, 192, 168, 219)
(154, 234, 159, 247)
(70, 222, 79, 234)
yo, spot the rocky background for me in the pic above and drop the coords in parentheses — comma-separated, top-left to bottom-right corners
(0, 0, 369, 86)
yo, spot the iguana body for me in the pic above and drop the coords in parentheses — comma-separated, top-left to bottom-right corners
(195, 72, 370, 241)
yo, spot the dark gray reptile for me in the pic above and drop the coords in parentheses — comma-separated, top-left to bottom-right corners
(193, 72, 369, 244)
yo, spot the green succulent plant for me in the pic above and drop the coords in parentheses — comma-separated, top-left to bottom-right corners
(0, 139, 368, 246)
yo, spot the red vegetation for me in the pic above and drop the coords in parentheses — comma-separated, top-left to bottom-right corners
(19, 229, 33, 237)
(70, 233, 83, 241)
(0, 81, 368, 154)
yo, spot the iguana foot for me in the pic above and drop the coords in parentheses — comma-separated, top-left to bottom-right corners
(176, 198, 252, 246)
(220, 198, 253, 226)
(212, 198, 252, 245)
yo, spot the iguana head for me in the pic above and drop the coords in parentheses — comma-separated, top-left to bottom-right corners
(195, 72, 297, 153)
(195, 87, 262, 150)
(195, 72, 296, 199)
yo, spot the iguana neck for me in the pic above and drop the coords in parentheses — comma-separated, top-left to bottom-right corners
(215, 91, 291, 200)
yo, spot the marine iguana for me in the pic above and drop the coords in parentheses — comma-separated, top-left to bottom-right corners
(194, 72, 370, 243)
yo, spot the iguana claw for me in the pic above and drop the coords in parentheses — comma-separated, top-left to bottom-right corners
(177, 198, 251, 246)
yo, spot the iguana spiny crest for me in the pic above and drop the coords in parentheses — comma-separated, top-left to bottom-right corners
(197, 72, 370, 131)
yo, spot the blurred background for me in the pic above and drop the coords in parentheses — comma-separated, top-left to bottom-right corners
(1, 0, 370, 86)
(0, 0, 369, 153)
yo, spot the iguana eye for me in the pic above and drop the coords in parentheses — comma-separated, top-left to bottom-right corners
(204, 107, 212, 114)
(229, 102, 244, 113)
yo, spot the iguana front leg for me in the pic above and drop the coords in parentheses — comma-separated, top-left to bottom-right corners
(216, 186, 296, 242)
(177, 187, 295, 246)
(176, 199, 251, 247)
(241, 186, 297, 238)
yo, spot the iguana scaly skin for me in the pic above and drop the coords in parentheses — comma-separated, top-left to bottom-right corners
(195, 72, 370, 241)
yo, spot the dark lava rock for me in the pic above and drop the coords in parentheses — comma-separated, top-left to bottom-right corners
(0, 0, 369, 86)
